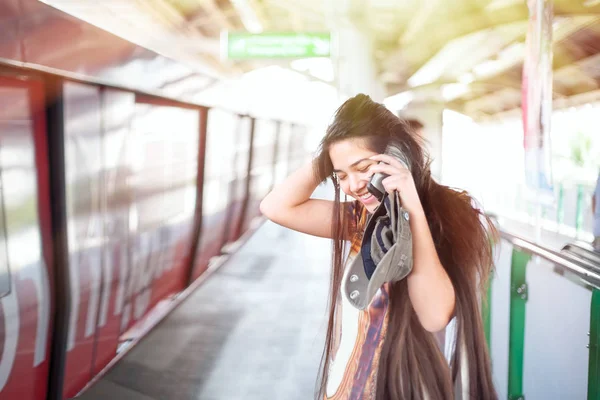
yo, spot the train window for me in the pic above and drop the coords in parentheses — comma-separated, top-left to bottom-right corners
(130, 103, 199, 231)
(0, 149, 11, 298)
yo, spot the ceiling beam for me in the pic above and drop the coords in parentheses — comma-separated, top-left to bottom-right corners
(386, 2, 600, 120)
(384, 6, 600, 88)
(188, 0, 236, 31)
(383, 3, 529, 75)
(400, 0, 445, 45)
(138, 0, 193, 30)
(246, 0, 271, 30)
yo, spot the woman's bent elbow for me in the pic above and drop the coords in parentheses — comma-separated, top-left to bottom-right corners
(419, 304, 455, 333)
(421, 315, 452, 333)
(259, 197, 274, 220)
(260, 196, 282, 222)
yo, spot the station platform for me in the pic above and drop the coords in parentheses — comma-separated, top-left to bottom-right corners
(76, 220, 332, 400)
(74, 205, 585, 400)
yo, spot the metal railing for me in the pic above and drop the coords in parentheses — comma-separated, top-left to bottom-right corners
(489, 224, 600, 400)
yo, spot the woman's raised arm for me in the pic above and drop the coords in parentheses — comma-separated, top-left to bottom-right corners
(260, 161, 351, 239)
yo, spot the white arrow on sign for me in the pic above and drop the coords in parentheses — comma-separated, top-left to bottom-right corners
(312, 37, 330, 56)
(230, 38, 247, 53)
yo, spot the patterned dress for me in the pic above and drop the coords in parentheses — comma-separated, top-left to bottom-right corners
(324, 202, 459, 400)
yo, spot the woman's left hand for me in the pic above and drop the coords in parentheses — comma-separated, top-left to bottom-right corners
(368, 154, 424, 216)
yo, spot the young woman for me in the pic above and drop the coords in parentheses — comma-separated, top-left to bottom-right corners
(260, 94, 497, 400)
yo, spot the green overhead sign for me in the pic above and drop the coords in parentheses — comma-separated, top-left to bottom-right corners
(225, 32, 331, 59)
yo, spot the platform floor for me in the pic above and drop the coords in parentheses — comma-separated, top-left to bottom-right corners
(77, 220, 332, 400)
(75, 198, 583, 400)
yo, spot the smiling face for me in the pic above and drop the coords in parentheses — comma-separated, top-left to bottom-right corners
(329, 137, 381, 213)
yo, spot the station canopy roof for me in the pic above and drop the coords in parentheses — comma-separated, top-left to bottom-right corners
(43, 0, 600, 121)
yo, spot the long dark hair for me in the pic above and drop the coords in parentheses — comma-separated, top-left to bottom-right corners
(313, 94, 498, 399)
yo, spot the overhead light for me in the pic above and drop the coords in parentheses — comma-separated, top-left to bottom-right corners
(584, 0, 600, 6)
(458, 72, 474, 84)
(497, 41, 525, 60)
(406, 32, 487, 88)
(472, 60, 499, 77)
(383, 91, 414, 111)
(407, 59, 444, 87)
(470, 41, 525, 79)
(230, 0, 263, 33)
(406, 43, 463, 87)
(442, 83, 469, 101)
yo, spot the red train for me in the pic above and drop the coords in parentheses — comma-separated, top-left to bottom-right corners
(0, 2, 309, 399)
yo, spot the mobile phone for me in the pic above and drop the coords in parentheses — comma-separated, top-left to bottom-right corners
(367, 144, 410, 202)
(367, 168, 388, 202)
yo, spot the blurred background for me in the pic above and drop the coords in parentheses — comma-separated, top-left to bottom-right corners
(33, 0, 600, 238)
(2, 1, 600, 399)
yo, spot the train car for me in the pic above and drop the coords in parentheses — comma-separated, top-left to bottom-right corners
(240, 119, 278, 237)
(0, 1, 309, 399)
(0, 74, 54, 400)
